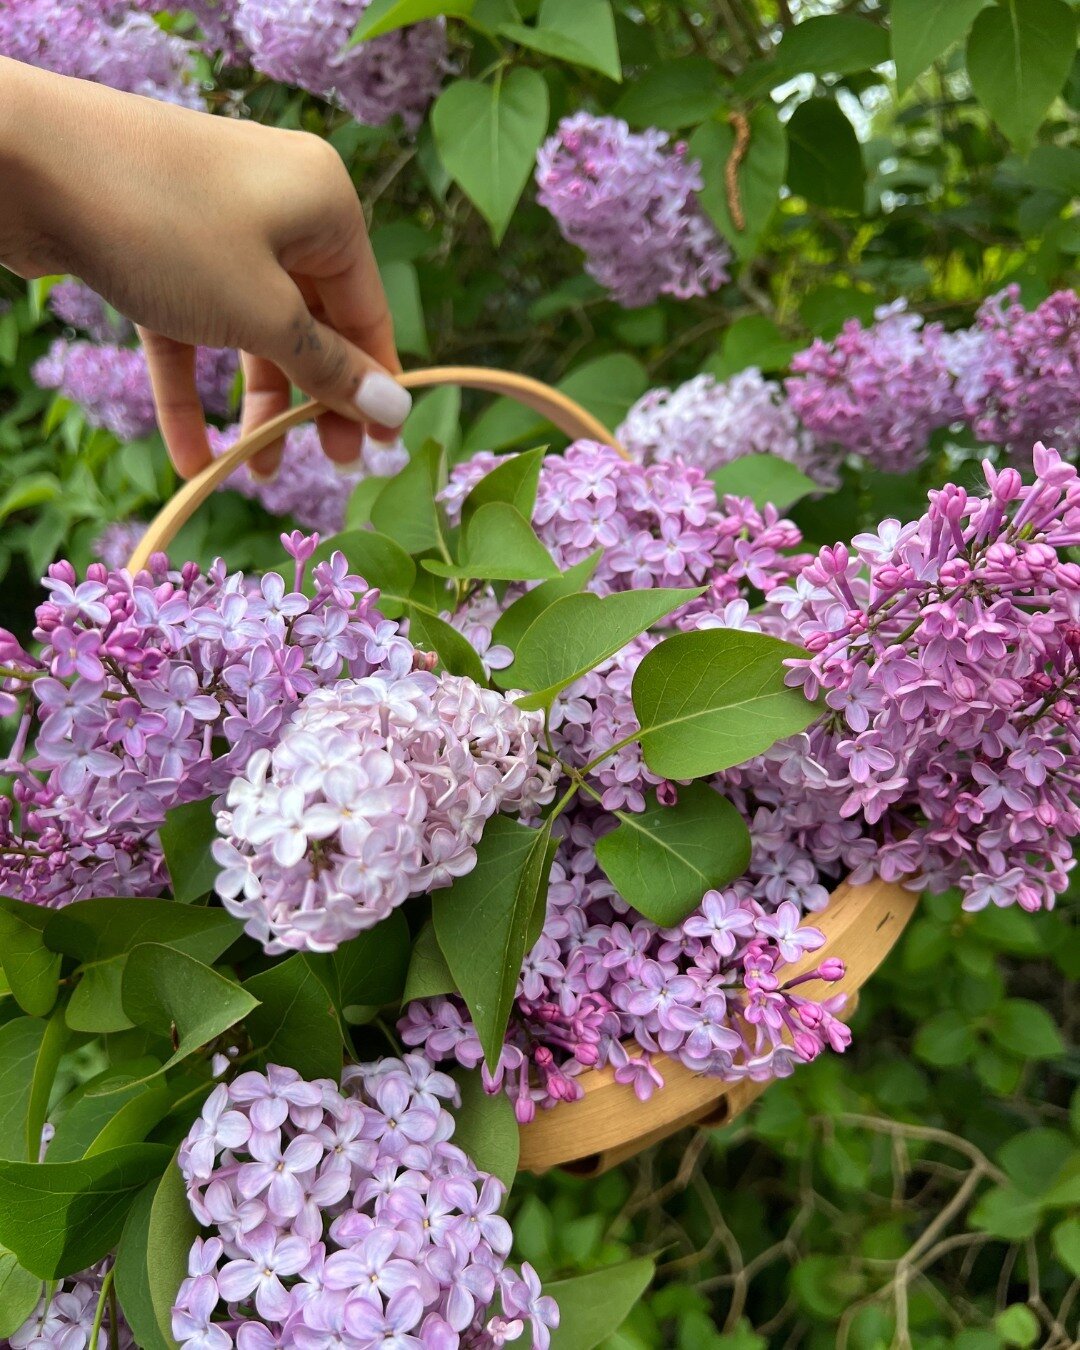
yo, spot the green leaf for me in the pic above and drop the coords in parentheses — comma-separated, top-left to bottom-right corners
(407, 608, 488, 683)
(434, 817, 555, 1069)
(114, 1183, 172, 1350)
(402, 920, 458, 1003)
(403, 386, 461, 458)
(461, 446, 546, 527)
(0, 1245, 42, 1340)
(350, 0, 474, 43)
(370, 441, 446, 555)
(159, 798, 219, 903)
(913, 1009, 977, 1066)
(48, 1073, 172, 1162)
(450, 1069, 519, 1187)
(0, 897, 61, 1017)
(0, 474, 60, 523)
(990, 998, 1065, 1059)
(121, 945, 259, 1081)
(594, 784, 751, 927)
(632, 630, 819, 779)
(308, 530, 416, 617)
(501, 588, 701, 706)
(146, 1156, 198, 1348)
(500, 0, 620, 81)
(1051, 1215, 1080, 1277)
(381, 260, 429, 359)
(432, 70, 550, 243)
(708, 314, 802, 378)
(45, 897, 241, 965)
(891, 0, 990, 92)
(774, 15, 889, 77)
(491, 552, 601, 652)
(307, 909, 412, 1014)
(0, 1143, 173, 1279)
(613, 56, 724, 130)
(547, 1257, 655, 1350)
(710, 455, 818, 512)
(994, 1305, 1039, 1348)
(691, 105, 787, 259)
(0, 1019, 49, 1161)
(26, 1007, 66, 1166)
(997, 1127, 1073, 1197)
(424, 503, 558, 581)
(786, 98, 865, 213)
(966, 0, 1076, 152)
(244, 957, 343, 1082)
(65, 960, 133, 1034)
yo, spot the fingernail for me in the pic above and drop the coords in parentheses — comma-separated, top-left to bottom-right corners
(354, 370, 411, 427)
(332, 455, 364, 478)
(249, 462, 280, 485)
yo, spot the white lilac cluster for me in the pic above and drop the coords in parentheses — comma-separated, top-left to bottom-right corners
(213, 670, 557, 952)
(535, 113, 731, 308)
(233, 0, 448, 128)
(175, 1059, 558, 1350)
(617, 368, 838, 486)
(0, 0, 203, 105)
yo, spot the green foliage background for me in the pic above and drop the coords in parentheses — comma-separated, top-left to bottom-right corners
(0, 1, 1077, 1345)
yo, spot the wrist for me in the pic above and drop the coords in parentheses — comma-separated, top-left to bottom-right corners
(0, 58, 68, 275)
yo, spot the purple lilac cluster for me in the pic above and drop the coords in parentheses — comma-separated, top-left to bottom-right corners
(773, 441, 1080, 914)
(233, 0, 448, 129)
(6, 1262, 132, 1350)
(535, 113, 731, 308)
(32, 339, 238, 441)
(210, 423, 407, 536)
(951, 287, 1080, 456)
(135, 0, 245, 61)
(0, 0, 203, 105)
(786, 300, 962, 474)
(93, 518, 149, 569)
(0, 534, 416, 907)
(617, 368, 838, 486)
(47, 280, 132, 342)
(175, 1059, 558, 1350)
(214, 669, 556, 952)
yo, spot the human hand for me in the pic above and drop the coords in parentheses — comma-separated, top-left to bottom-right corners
(0, 57, 411, 479)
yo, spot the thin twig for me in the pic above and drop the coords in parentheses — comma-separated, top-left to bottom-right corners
(724, 112, 752, 232)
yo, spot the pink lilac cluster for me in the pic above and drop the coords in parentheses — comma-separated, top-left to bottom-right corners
(950, 287, 1080, 456)
(213, 669, 556, 952)
(617, 368, 837, 486)
(0, 0, 203, 106)
(233, 0, 448, 129)
(93, 518, 149, 569)
(786, 300, 963, 474)
(535, 113, 731, 308)
(0, 534, 415, 907)
(47, 280, 132, 342)
(174, 1059, 558, 1349)
(772, 441, 1080, 914)
(32, 340, 237, 441)
(5, 1262, 133, 1350)
(210, 423, 407, 536)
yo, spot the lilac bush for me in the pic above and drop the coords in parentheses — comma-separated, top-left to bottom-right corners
(174, 1059, 558, 1349)
(535, 113, 731, 307)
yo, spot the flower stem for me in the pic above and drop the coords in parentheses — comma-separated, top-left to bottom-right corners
(88, 1266, 114, 1350)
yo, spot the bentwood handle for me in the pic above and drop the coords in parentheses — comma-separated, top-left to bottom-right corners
(126, 366, 626, 573)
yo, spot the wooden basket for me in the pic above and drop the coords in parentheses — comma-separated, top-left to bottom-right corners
(131, 367, 919, 1175)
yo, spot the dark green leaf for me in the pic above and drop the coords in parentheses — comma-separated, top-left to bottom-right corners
(114, 1183, 172, 1350)
(26, 1007, 65, 1167)
(501, 588, 701, 706)
(774, 15, 889, 77)
(382, 260, 429, 359)
(65, 959, 133, 1034)
(370, 441, 446, 555)
(500, 0, 620, 81)
(434, 817, 554, 1069)
(913, 1010, 977, 1066)
(461, 446, 546, 527)
(0, 1019, 49, 1161)
(1052, 1216, 1080, 1277)
(425, 503, 558, 581)
(308, 908, 412, 1013)
(159, 799, 219, 903)
(632, 630, 819, 779)
(594, 784, 751, 926)
(308, 530, 416, 617)
(121, 945, 259, 1081)
(966, 0, 1076, 152)
(786, 98, 865, 213)
(708, 314, 802, 378)
(451, 1068, 519, 1187)
(244, 957, 342, 1082)
(990, 998, 1065, 1059)
(998, 1127, 1073, 1197)
(350, 0, 474, 43)
(491, 552, 601, 652)
(547, 1257, 655, 1350)
(432, 71, 550, 243)
(0, 1245, 42, 1340)
(45, 897, 242, 965)
(709, 455, 818, 512)
(407, 608, 488, 683)
(0, 1144, 173, 1278)
(402, 920, 458, 1003)
(146, 1155, 198, 1348)
(891, 0, 990, 92)
(48, 1072, 171, 1162)
(613, 57, 724, 130)
(0, 898, 60, 1017)
(691, 105, 787, 259)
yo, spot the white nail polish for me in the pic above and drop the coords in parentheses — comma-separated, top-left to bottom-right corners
(354, 371, 412, 427)
(249, 462, 280, 485)
(332, 455, 364, 478)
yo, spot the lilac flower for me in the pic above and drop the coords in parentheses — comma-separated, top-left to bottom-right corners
(48, 279, 132, 341)
(536, 112, 731, 307)
(9, 1261, 133, 1350)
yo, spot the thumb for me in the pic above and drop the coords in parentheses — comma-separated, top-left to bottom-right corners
(262, 289, 412, 436)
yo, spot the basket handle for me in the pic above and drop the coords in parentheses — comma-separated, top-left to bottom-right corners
(126, 365, 626, 573)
